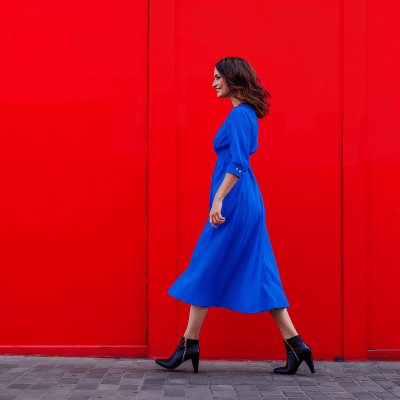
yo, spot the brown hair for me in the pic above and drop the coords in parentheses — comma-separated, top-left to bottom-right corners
(215, 57, 272, 119)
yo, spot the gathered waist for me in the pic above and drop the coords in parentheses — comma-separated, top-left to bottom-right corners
(216, 156, 252, 168)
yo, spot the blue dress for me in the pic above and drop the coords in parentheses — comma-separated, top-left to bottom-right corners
(167, 103, 290, 313)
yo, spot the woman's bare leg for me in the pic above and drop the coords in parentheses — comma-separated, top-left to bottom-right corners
(183, 305, 209, 340)
(269, 308, 298, 340)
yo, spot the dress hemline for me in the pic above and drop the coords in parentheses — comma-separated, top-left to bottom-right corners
(167, 290, 290, 314)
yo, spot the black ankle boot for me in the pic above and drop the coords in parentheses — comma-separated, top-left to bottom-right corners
(155, 336, 200, 373)
(274, 334, 315, 375)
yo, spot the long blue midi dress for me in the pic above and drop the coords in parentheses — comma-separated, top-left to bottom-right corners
(167, 103, 290, 313)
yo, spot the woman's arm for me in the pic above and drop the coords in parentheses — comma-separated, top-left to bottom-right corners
(215, 172, 239, 201)
(209, 172, 239, 229)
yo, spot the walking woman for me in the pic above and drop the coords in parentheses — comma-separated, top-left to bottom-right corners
(155, 57, 315, 376)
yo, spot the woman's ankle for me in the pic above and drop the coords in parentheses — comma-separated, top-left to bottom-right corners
(282, 331, 299, 340)
(183, 333, 199, 340)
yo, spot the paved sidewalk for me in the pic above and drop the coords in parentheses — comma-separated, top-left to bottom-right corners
(0, 355, 400, 400)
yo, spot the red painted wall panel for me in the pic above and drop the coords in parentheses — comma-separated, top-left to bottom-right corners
(0, 0, 148, 353)
(174, 0, 343, 360)
(367, 0, 400, 352)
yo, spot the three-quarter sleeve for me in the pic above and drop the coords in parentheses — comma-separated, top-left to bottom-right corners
(225, 108, 251, 178)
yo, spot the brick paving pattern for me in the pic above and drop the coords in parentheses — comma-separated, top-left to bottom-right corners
(0, 355, 399, 400)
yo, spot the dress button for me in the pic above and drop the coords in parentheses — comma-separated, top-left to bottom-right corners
(236, 168, 238, 170)
(239, 170, 241, 172)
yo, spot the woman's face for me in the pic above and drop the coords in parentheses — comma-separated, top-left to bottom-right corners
(212, 67, 230, 98)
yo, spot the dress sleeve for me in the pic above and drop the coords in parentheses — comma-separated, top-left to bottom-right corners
(225, 108, 251, 178)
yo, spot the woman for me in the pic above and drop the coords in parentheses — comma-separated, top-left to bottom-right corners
(155, 57, 315, 375)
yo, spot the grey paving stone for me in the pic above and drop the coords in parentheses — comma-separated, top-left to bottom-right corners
(118, 384, 140, 390)
(302, 387, 326, 392)
(211, 384, 235, 391)
(6, 383, 31, 389)
(257, 386, 280, 391)
(101, 379, 121, 385)
(237, 398, 260, 400)
(235, 385, 259, 390)
(41, 394, 70, 400)
(347, 388, 378, 394)
(88, 389, 117, 396)
(74, 383, 100, 390)
(211, 391, 237, 397)
(58, 378, 80, 384)
(164, 389, 186, 395)
(262, 398, 293, 400)
(0, 389, 26, 398)
(236, 390, 262, 397)
(141, 385, 163, 390)
(163, 397, 186, 400)
(325, 387, 347, 392)
(31, 383, 54, 389)
(15, 393, 45, 399)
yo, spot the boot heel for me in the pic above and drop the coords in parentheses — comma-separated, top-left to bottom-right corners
(191, 354, 199, 373)
(303, 350, 315, 373)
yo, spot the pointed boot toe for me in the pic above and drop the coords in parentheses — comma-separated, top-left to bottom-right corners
(155, 358, 170, 369)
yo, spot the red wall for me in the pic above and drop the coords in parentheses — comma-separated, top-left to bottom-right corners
(0, 0, 148, 357)
(174, 0, 343, 361)
(367, 0, 400, 355)
(1, 0, 399, 361)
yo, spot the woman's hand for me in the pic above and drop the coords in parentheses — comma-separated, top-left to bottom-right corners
(209, 196, 226, 229)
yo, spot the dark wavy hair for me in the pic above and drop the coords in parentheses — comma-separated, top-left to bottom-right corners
(215, 57, 272, 119)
